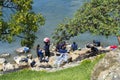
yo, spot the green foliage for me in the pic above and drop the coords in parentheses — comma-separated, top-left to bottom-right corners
(0, 0, 45, 48)
(0, 54, 105, 80)
(0, 0, 3, 6)
(53, 0, 120, 43)
(12, 0, 33, 11)
(8, 11, 45, 48)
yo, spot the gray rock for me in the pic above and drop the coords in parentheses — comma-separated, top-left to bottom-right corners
(3, 63, 15, 71)
(0, 64, 3, 71)
(27, 54, 32, 59)
(0, 58, 6, 71)
(97, 65, 120, 80)
(91, 49, 120, 80)
(0, 58, 6, 64)
(0, 53, 10, 58)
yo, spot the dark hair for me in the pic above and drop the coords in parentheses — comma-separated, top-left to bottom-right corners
(73, 42, 76, 44)
(37, 44, 40, 48)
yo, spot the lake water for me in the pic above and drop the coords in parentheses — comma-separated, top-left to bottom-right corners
(0, 0, 119, 55)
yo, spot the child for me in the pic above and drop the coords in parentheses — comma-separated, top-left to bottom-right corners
(38, 48, 44, 62)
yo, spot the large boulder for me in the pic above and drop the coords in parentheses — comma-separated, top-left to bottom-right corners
(72, 48, 90, 55)
(68, 53, 78, 61)
(0, 58, 6, 64)
(91, 49, 120, 80)
(49, 56, 56, 66)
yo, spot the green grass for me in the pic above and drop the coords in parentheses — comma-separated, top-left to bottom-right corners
(0, 54, 105, 80)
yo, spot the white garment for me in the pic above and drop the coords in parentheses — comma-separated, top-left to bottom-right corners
(54, 53, 68, 67)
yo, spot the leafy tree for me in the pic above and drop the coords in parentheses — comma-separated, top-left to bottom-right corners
(0, 0, 45, 48)
(53, 0, 120, 44)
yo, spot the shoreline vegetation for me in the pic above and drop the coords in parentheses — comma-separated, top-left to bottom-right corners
(0, 54, 105, 80)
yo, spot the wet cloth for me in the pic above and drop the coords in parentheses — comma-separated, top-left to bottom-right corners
(54, 49, 68, 67)
(22, 47, 29, 53)
(54, 53, 68, 67)
(110, 45, 117, 50)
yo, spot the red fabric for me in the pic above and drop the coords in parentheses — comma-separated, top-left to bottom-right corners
(110, 45, 117, 49)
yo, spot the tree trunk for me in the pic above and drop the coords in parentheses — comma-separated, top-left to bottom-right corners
(117, 36, 120, 45)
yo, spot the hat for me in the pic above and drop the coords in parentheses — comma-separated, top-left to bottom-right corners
(44, 37, 50, 42)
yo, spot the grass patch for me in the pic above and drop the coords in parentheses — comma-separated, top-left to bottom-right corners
(0, 54, 105, 80)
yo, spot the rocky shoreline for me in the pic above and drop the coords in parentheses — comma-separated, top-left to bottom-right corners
(0, 46, 111, 75)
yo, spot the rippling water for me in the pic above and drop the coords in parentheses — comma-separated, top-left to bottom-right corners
(0, 0, 119, 55)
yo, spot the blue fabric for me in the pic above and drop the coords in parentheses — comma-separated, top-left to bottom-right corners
(38, 50, 44, 62)
(58, 49, 67, 53)
(24, 47, 29, 52)
(38, 50, 43, 55)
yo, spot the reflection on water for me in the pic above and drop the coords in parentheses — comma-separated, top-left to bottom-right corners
(0, 0, 118, 55)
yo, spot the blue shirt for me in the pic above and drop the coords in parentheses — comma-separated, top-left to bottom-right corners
(38, 50, 43, 55)
(71, 43, 78, 51)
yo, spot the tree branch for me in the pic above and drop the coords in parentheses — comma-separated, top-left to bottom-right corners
(17, 35, 26, 39)
(2, 5, 17, 9)
(1, 32, 10, 34)
(1, 32, 27, 39)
